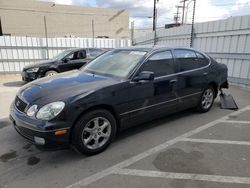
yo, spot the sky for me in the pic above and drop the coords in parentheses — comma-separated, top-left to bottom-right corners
(41, 0, 250, 28)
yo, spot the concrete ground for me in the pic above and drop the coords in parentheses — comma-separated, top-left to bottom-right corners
(0, 74, 23, 118)
(0, 75, 250, 188)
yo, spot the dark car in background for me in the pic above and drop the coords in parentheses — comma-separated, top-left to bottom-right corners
(10, 47, 228, 155)
(21, 48, 107, 81)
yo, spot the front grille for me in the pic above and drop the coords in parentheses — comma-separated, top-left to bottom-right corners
(15, 96, 27, 112)
(14, 125, 35, 143)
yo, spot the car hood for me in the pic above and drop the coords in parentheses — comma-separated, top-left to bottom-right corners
(23, 60, 56, 70)
(18, 71, 120, 104)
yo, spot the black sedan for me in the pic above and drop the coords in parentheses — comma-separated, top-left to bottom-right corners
(10, 47, 228, 155)
(21, 48, 107, 81)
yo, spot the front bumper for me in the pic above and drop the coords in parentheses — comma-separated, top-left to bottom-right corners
(10, 103, 71, 150)
(21, 71, 42, 82)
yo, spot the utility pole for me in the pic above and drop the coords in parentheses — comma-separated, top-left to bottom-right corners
(153, 0, 159, 45)
(154, 8, 157, 45)
(180, 0, 189, 25)
(43, 16, 49, 59)
(185, 0, 194, 24)
(153, 0, 157, 31)
(174, 5, 182, 24)
(0, 16, 3, 36)
(130, 21, 135, 46)
(190, 0, 196, 47)
(92, 19, 95, 47)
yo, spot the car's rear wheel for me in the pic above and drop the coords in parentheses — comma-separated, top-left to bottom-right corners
(45, 70, 58, 77)
(72, 109, 117, 155)
(197, 86, 215, 113)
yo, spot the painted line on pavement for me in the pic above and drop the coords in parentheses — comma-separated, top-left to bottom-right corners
(182, 138, 250, 146)
(220, 120, 250, 124)
(115, 169, 250, 184)
(65, 105, 250, 188)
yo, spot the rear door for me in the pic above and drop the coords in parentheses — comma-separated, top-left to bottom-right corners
(126, 50, 179, 125)
(172, 49, 210, 107)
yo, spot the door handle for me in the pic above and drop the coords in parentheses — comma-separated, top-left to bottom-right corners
(203, 72, 208, 76)
(170, 79, 177, 84)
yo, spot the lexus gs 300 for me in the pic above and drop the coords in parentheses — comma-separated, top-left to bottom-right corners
(10, 47, 228, 155)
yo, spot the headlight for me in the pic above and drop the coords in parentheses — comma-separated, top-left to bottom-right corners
(26, 68, 39, 73)
(36, 102, 65, 120)
(27, 105, 38, 117)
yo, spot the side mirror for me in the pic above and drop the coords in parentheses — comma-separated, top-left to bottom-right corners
(134, 71, 154, 82)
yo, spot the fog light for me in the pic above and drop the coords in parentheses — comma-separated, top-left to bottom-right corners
(34, 136, 45, 145)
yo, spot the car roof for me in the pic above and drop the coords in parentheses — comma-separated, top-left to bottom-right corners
(66, 46, 199, 54)
(116, 46, 197, 53)
(65, 47, 108, 52)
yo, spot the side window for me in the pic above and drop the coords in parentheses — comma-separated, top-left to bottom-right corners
(140, 51, 175, 77)
(65, 52, 74, 60)
(195, 52, 209, 67)
(77, 50, 86, 59)
(173, 50, 208, 72)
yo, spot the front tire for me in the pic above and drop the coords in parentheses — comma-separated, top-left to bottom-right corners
(72, 109, 117, 155)
(45, 70, 58, 77)
(197, 86, 215, 113)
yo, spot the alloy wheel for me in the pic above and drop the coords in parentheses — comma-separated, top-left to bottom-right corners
(201, 88, 214, 110)
(46, 71, 58, 77)
(81, 117, 112, 150)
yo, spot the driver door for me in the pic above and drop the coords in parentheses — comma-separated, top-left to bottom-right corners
(127, 50, 180, 126)
(59, 50, 87, 72)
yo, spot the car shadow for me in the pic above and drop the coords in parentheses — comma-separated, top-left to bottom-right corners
(3, 81, 26, 87)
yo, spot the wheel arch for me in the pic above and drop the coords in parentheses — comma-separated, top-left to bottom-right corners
(208, 82, 218, 98)
(69, 104, 120, 143)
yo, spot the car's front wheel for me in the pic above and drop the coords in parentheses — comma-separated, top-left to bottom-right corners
(197, 86, 215, 113)
(45, 70, 58, 77)
(72, 109, 117, 155)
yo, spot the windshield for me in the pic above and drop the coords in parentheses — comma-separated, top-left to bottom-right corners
(52, 50, 72, 60)
(83, 50, 147, 78)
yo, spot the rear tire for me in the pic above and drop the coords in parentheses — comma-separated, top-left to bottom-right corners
(72, 109, 117, 155)
(196, 86, 215, 113)
(45, 70, 58, 77)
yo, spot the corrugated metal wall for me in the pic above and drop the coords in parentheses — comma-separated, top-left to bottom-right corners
(0, 37, 130, 72)
(134, 15, 250, 86)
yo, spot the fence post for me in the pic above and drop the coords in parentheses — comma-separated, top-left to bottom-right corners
(43, 16, 49, 59)
(92, 19, 95, 47)
(130, 21, 134, 46)
(190, 0, 196, 47)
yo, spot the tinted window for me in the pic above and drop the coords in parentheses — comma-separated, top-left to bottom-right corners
(77, 50, 86, 59)
(195, 52, 209, 66)
(173, 50, 208, 72)
(140, 51, 175, 77)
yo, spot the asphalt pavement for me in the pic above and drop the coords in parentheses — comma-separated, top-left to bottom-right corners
(0, 75, 250, 188)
